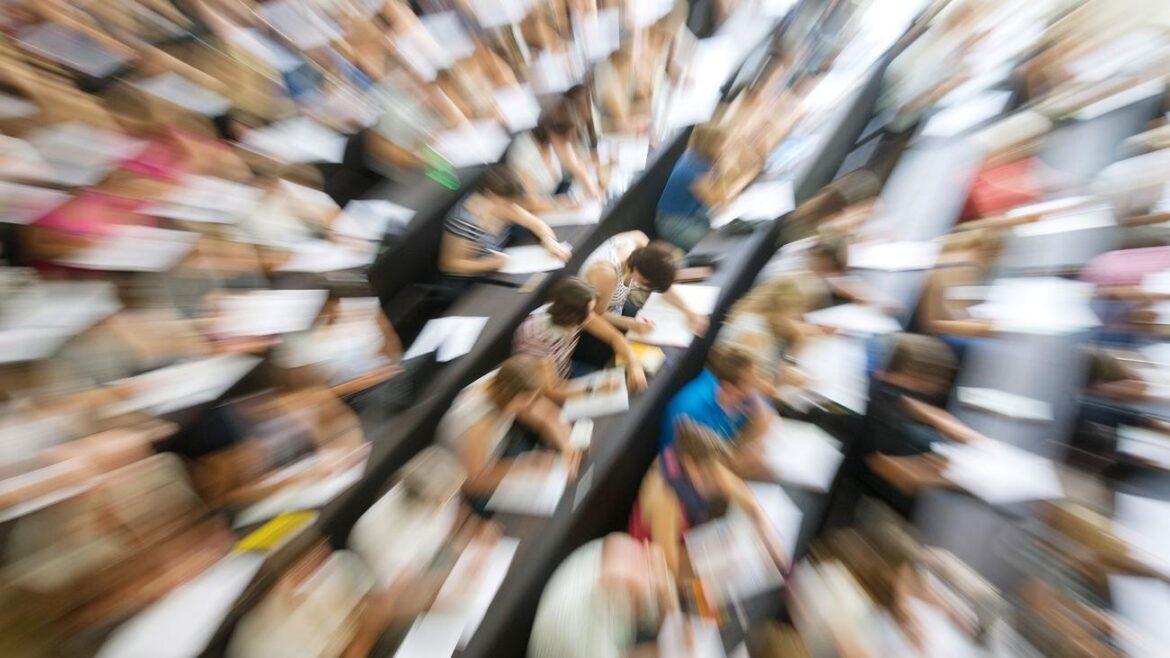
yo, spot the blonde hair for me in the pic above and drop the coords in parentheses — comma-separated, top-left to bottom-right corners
(734, 272, 829, 338)
(689, 122, 727, 161)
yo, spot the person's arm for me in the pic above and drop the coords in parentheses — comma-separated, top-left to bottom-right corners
(377, 311, 404, 362)
(642, 474, 684, 576)
(531, 357, 587, 404)
(714, 462, 789, 569)
(584, 263, 649, 333)
(439, 233, 509, 275)
(660, 287, 708, 335)
(499, 202, 570, 260)
(552, 136, 600, 199)
(515, 395, 573, 453)
(919, 269, 994, 337)
(899, 396, 984, 444)
(583, 314, 647, 392)
(457, 419, 559, 495)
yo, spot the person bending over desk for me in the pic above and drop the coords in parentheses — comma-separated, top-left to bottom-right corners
(660, 344, 776, 478)
(437, 356, 577, 501)
(439, 166, 570, 281)
(528, 533, 677, 658)
(507, 106, 600, 211)
(654, 122, 727, 252)
(630, 420, 788, 576)
(513, 276, 648, 399)
(912, 229, 1002, 342)
(580, 230, 708, 335)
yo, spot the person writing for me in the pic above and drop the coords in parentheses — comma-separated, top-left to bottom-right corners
(439, 166, 571, 280)
(629, 419, 788, 576)
(507, 106, 600, 211)
(513, 277, 648, 400)
(654, 122, 727, 252)
(579, 230, 709, 335)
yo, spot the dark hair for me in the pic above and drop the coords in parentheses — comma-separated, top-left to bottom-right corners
(532, 105, 576, 144)
(548, 277, 596, 326)
(481, 165, 525, 198)
(488, 356, 542, 408)
(707, 344, 756, 385)
(885, 333, 957, 384)
(628, 242, 677, 293)
(809, 237, 848, 272)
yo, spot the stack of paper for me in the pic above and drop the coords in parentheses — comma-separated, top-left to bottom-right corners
(498, 244, 570, 275)
(629, 285, 720, 348)
(803, 303, 901, 336)
(762, 420, 845, 492)
(485, 461, 570, 516)
(431, 120, 511, 168)
(57, 225, 197, 272)
(431, 537, 520, 648)
(145, 175, 265, 224)
(213, 289, 328, 338)
(657, 613, 725, 658)
(492, 85, 542, 133)
(335, 200, 415, 241)
(403, 316, 489, 363)
(711, 180, 796, 227)
(956, 387, 1054, 422)
(563, 369, 629, 421)
(970, 278, 1099, 334)
(936, 440, 1064, 505)
(538, 201, 603, 227)
(1117, 425, 1170, 470)
(848, 240, 941, 272)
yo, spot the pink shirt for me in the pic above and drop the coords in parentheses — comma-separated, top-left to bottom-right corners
(1081, 247, 1170, 288)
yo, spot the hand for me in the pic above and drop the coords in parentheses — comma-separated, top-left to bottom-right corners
(563, 448, 583, 479)
(632, 317, 656, 334)
(542, 238, 571, 262)
(485, 251, 509, 270)
(687, 313, 709, 336)
(626, 364, 648, 393)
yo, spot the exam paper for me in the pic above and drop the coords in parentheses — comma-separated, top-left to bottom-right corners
(233, 461, 365, 528)
(498, 244, 570, 274)
(107, 354, 262, 417)
(1108, 576, 1170, 658)
(936, 440, 1064, 505)
(804, 303, 901, 336)
(527, 50, 576, 95)
(685, 505, 782, 609)
(1114, 493, 1170, 577)
(921, 91, 1011, 138)
(762, 420, 844, 492)
(0, 91, 38, 120)
(213, 289, 328, 338)
(956, 387, 1054, 422)
(420, 13, 476, 60)
(136, 73, 232, 116)
(485, 461, 569, 516)
(18, 23, 130, 78)
(260, 0, 342, 50)
(745, 481, 803, 564)
(57, 225, 197, 272)
(145, 175, 265, 224)
(335, 200, 415, 240)
(276, 240, 376, 272)
(657, 613, 725, 658)
(433, 536, 520, 648)
(629, 285, 720, 348)
(575, 8, 621, 62)
(848, 240, 941, 272)
(492, 85, 542, 133)
(1117, 425, 1170, 470)
(538, 201, 603, 227)
(711, 180, 796, 227)
(431, 120, 511, 167)
(242, 117, 347, 164)
(403, 316, 489, 362)
(563, 369, 629, 421)
(970, 278, 1099, 334)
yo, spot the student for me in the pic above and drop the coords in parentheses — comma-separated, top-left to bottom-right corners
(654, 122, 726, 252)
(593, 47, 647, 134)
(439, 166, 570, 280)
(806, 236, 898, 309)
(629, 420, 788, 575)
(913, 229, 1002, 340)
(579, 230, 708, 334)
(507, 106, 600, 210)
(436, 356, 577, 499)
(659, 344, 774, 476)
(528, 533, 677, 658)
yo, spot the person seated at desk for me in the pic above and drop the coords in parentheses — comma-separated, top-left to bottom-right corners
(528, 533, 678, 658)
(513, 276, 648, 399)
(579, 230, 708, 334)
(718, 271, 830, 397)
(593, 46, 649, 135)
(438, 166, 570, 281)
(507, 106, 600, 211)
(629, 419, 788, 576)
(912, 229, 1002, 347)
(660, 344, 774, 478)
(806, 236, 899, 309)
(654, 122, 727, 252)
(437, 356, 576, 501)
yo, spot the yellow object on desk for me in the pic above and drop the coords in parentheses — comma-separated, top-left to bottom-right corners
(619, 342, 667, 375)
(234, 511, 317, 553)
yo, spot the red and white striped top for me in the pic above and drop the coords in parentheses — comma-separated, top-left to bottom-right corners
(512, 308, 581, 379)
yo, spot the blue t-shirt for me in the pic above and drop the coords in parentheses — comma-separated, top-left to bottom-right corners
(659, 369, 751, 452)
(657, 151, 712, 215)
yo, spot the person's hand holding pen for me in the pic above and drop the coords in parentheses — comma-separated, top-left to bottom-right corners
(632, 316, 656, 334)
(542, 237, 572, 262)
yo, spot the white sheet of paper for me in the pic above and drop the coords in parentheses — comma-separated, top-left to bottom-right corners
(762, 420, 844, 492)
(393, 614, 465, 658)
(804, 303, 901, 336)
(527, 50, 576, 96)
(213, 289, 328, 338)
(957, 387, 1054, 422)
(431, 120, 512, 168)
(336, 200, 415, 240)
(563, 369, 629, 421)
(18, 23, 130, 78)
(403, 316, 488, 362)
(647, 284, 720, 315)
(57, 225, 196, 272)
(107, 354, 262, 416)
(233, 461, 365, 528)
(576, 8, 621, 62)
(136, 72, 232, 116)
(0, 182, 71, 225)
(712, 180, 796, 227)
(538, 201, 603, 227)
(145, 175, 265, 224)
(684, 506, 782, 608)
(1013, 205, 1115, 237)
(276, 240, 375, 272)
(795, 335, 870, 414)
(937, 440, 1064, 505)
(630, 285, 719, 348)
(657, 613, 726, 658)
(921, 91, 1011, 138)
(1117, 425, 1170, 470)
(1077, 79, 1165, 121)
(260, 0, 342, 50)
(485, 461, 569, 516)
(27, 121, 146, 171)
(432, 537, 520, 648)
(96, 552, 264, 658)
(420, 13, 476, 60)
(226, 26, 303, 72)
(470, 0, 531, 28)
(492, 85, 542, 133)
(499, 244, 569, 274)
(970, 278, 1099, 335)
(599, 135, 650, 174)
(1143, 269, 1170, 296)
(631, 0, 674, 27)
(242, 117, 347, 163)
(746, 481, 803, 564)
(1109, 576, 1170, 658)
(1114, 493, 1170, 577)
(0, 91, 38, 120)
(848, 240, 941, 272)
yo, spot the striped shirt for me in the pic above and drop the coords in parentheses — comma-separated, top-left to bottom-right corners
(580, 234, 639, 314)
(444, 199, 509, 271)
(513, 308, 581, 379)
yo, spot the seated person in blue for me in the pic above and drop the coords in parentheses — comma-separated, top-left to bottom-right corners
(659, 344, 775, 477)
(654, 122, 726, 252)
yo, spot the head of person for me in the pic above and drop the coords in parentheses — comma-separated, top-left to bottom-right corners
(707, 344, 763, 407)
(487, 356, 542, 414)
(879, 333, 958, 398)
(532, 105, 576, 145)
(743, 271, 829, 334)
(807, 236, 848, 275)
(627, 241, 678, 293)
(548, 276, 597, 327)
(396, 445, 466, 507)
(480, 165, 526, 204)
(689, 122, 727, 162)
(942, 228, 1002, 265)
(673, 419, 732, 497)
